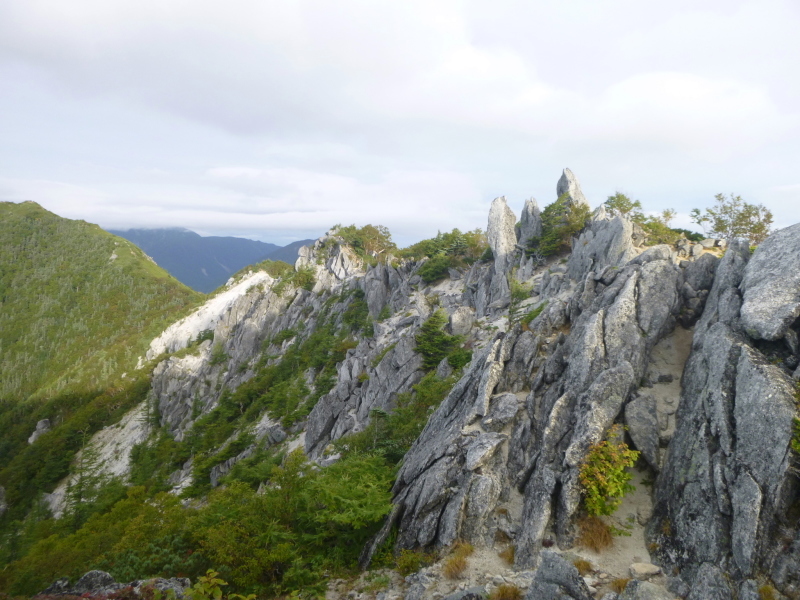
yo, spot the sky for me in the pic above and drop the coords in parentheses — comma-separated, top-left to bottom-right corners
(1, 0, 798, 247)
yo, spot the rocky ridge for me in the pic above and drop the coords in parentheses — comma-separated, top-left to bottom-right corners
(43, 170, 800, 600)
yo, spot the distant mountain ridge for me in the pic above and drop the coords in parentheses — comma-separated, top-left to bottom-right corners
(107, 228, 315, 293)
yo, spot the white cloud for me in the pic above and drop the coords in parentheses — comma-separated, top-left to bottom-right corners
(0, 0, 799, 243)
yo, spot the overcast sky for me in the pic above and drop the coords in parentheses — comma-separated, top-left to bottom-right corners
(1, 0, 798, 246)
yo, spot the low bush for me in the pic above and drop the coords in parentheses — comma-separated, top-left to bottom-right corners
(418, 253, 454, 284)
(791, 416, 800, 455)
(451, 540, 474, 559)
(579, 424, 639, 516)
(400, 229, 487, 264)
(415, 310, 461, 371)
(528, 195, 590, 257)
(395, 549, 429, 576)
(758, 584, 778, 600)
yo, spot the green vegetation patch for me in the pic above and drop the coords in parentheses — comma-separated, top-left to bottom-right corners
(0, 201, 201, 402)
(401, 229, 488, 284)
(415, 310, 466, 371)
(579, 424, 640, 516)
(527, 194, 591, 257)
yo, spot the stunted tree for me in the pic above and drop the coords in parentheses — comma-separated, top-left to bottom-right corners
(604, 192, 643, 217)
(691, 194, 773, 244)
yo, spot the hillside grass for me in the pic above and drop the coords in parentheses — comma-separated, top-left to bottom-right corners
(0, 201, 202, 402)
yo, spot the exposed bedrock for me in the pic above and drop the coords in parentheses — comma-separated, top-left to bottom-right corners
(649, 235, 800, 597)
(739, 221, 800, 341)
(517, 198, 542, 247)
(514, 255, 686, 569)
(557, 168, 590, 209)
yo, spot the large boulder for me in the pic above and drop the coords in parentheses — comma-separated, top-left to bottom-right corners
(739, 222, 800, 340)
(524, 551, 593, 600)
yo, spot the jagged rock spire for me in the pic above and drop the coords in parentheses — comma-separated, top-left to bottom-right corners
(487, 196, 517, 272)
(517, 197, 542, 246)
(556, 168, 590, 208)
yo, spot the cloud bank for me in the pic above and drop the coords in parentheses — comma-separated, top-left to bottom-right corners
(0, 0, 798, 245)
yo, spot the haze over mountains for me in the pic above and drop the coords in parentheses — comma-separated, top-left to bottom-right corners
(108, 228, 316, 293)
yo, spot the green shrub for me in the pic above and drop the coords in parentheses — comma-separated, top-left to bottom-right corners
(293, 267, 316, 291)
(400, 229, 487, 263)
(209, 343, 229, 366)
(195, 329, 215, 344)
(271, 328, 298, 346)
(415, 310, 459, 370)
(273, 266, 316, 296)
(510, 278, 531, 304)
(529, 194, 590, 257)
(691, 193, 773, 244)
(334, 373, 456, 466)
(378, 305, 392, 321)
(333, 224, 396, 263)
(342, 289, 374, 336)
(447, 348, 472, 370)
(523, 302, 548, 326)
(395, 549, 429, 576)
(371, 343, 397, 368)
(579, 424, 639, 516)
(791, 417, 800, 455)
(418, 253, 453, 284)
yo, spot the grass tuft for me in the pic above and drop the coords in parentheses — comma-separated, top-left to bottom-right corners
(442, 555, 467, 580)
(610, 578, 630, 594)
(578, 516, 613, 552)
(490, 584, 523, 600)
(573, 558, 593, 576)
(498, 546, 515, 565)
(759, 584, 778, 600)
(452, 540, 474, 559)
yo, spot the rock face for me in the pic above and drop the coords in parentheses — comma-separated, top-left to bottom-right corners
(524, 552, 593, 600)
(517, 198, 542, 246)
(739, 221, 800, 340)
(41, 570, 190, 598)
(27, 418, 50, 444)
(487, 197, 518, 271)
(68, 168, 798, 600)
(649, 237, 799, 596)
(556, 168, 590, 208)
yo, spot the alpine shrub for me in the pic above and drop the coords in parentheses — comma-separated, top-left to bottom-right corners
(579, 424, 639, 516)
(415, 310, 458, 370)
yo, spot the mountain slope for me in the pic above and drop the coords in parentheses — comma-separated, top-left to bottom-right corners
(108, 228, 286, 293)
(263, 238, 315, 265)
(3, 171, 799, 600)
(0, 203, 202, 402)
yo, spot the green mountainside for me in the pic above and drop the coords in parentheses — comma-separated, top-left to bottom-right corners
(0, 201, 202, 537)
(0, 201, 202, 402)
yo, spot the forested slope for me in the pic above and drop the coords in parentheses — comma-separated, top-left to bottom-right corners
(0, 201, 201, 536)
(0, 202, 201, 401)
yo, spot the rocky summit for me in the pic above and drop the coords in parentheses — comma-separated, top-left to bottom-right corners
(8, 170, 800, 600)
